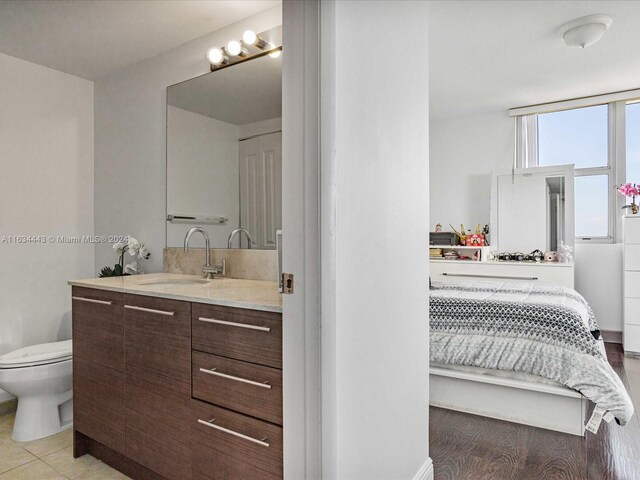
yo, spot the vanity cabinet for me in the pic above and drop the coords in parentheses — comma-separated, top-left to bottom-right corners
(72, 287, 283, 480)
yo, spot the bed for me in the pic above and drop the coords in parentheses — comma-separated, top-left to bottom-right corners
(429, 279, 634, 436)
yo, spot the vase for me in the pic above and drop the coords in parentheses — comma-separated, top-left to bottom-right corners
(633, 202, 639, 215)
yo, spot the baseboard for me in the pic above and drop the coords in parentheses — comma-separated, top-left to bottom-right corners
(413, 457, 433, 480)
(602, 330, 622, 344)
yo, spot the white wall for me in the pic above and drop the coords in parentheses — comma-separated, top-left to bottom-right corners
(430, 109, 623, 332)
(94, 5, 282, 273)
(430, 110, 513, 231)
(0, 53, 94, 399)
(321, 1, 431, 478)
(166, 106, 239, 248)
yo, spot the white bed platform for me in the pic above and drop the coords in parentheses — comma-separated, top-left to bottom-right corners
(430, 366, 588, 436)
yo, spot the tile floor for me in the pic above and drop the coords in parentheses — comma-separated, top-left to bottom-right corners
(0, 414, 130, 479)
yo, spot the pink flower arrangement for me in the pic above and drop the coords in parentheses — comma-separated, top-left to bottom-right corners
(618, 183, 640, 198)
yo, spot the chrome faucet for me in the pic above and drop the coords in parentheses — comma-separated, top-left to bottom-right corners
(227, 228, 253, 249)
(184, 227, 225, 279)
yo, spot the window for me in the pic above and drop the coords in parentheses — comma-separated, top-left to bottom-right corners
(627, 102, 640, 184)
(517, 104, 613, 241)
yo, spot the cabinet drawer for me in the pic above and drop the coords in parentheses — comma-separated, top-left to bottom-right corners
(124, 294, 191, 383)
(192, 304, 282, 369)
(624, 217, 640, 244)
(193, 351, 282, 425)
(624, 324, 640, 354)
(192, 400, 282, 480)
(625, 272, 640, 299)
(73, 359, 125, 455)
(625, 244, 640, 271)
(624, 298, 640, 326)
(72, 287, 124, 371)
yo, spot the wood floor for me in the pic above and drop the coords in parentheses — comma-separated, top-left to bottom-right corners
(429, 343, 640, 480)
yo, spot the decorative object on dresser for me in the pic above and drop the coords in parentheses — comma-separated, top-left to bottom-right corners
(429, 245, 491, 262)
(618, 183, 640, 215)
(429, 230, 458, 246)
(623, 215, 640, 354)
(544, 251, 558, 262)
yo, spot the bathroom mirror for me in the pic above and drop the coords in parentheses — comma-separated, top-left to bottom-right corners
(166, 28, 282, 249)
(490, 165, 575, 254)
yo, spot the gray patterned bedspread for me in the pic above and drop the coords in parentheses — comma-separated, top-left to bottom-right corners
(430, 279, 634, 426)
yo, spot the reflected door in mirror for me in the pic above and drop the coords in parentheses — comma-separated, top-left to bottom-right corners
(239, 132, 282, 249)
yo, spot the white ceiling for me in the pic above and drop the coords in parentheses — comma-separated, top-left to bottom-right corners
(0, 0, 280, 80)
(429, 1, 640, 120)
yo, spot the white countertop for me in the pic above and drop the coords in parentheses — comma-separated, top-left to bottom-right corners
(68, 273, 282, 313)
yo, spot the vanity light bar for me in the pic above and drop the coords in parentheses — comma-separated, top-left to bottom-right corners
(207, 30, 281, 71)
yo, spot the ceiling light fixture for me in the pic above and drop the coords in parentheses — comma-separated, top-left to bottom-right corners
(559, 14, 612, 48)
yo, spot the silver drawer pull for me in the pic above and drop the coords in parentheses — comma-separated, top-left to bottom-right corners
(198, 316, 270, 332)
(124, 305, 175, 316)
(197, 418, 269, 447)
(72, 296, 113, 306)
(442, 273, 539, 281)
(199, 367, 272, 389)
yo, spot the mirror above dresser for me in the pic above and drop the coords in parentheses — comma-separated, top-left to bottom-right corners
(490, 164, 575, 254)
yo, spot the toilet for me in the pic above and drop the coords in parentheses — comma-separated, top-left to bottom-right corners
(0, 340, 73, 442)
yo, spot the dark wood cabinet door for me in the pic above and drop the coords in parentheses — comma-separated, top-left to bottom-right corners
(123, 294, 192, 479)
(72, 287, 125, 454)
(192, 304, 282, 369)
(72, 287, 125, 371)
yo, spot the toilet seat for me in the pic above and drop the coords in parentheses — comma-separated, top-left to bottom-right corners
(0, 340, 72, 369)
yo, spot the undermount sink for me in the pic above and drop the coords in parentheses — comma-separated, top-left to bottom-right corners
(138, 278, 210, 286)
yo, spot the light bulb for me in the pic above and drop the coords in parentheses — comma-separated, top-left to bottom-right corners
(226, 40, 243, 57)
(243, 30, 257, 45)
(267, 44, 281, 58)
(206, 47, 225, 66)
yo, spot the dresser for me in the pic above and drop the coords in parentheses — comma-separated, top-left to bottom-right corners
(430, 259, 575, 289)
(624, 215, 640, 354)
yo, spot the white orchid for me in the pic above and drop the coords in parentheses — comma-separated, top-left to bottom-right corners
(127, 236, 141, 256)
(138, 243, 150, 260)
(113, 242, 126, 256)
(102, 235, 151, 277)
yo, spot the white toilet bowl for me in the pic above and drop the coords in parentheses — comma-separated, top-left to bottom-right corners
(0, 340, 73, 442)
